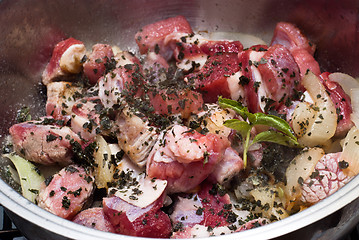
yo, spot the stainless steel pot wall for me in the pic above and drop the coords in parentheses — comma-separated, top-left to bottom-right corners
(0, 0, 358, 239)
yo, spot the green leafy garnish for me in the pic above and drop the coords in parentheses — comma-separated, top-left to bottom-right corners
(218, 97, 300, 168)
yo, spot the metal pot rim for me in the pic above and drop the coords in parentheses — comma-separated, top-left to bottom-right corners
(0, 174, 358, 240)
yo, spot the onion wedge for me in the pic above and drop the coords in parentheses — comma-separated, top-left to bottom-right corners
(340, 126, 359, 177)
(285, 147, 325, 201)
(292, 71, 337, 147)
(3, 153, 45, 203)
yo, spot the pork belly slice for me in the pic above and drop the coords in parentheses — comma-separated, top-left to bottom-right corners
(42, 38, 86, 85)
(46, 81, 83, 121)
(237, 44, 301, 113)
(173, 34, 243, 72)
(83, 44, 115, 85)
(37, 165, 94, 220)
(72, 207, 116, 233)
(300, 152, 351, 204)
(135, 15, 193, 58)
(103, 194, 171, 238)
(9, 119, 82, 165)
(146, 125, 230, 193)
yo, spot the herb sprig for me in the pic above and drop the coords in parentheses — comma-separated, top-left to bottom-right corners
(218, 97, 300, 168)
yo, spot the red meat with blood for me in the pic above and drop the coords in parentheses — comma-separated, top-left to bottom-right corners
(146, 125, 230, 193)
(102, 194, 171, 238)
(135, 15, 193, 56)
(72, 207, 116, 233)
(186, 53, 240, 103)
(9, 119, 82, 165)
(271, 22, 320, 77)
(257, 44, 301, 105)
(301, 152, 351, 204)
(42, 38, 84, 85)
(37, 165, 94, 220)
(319, 72, 353, 137)
(271, 22, 315, 55)
(149, 89, 204, 119)
(83, 44, 114, 85)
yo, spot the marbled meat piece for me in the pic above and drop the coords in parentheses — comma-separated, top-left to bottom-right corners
(9, 119, 82, 165)
(135, 15, 193, 58)
(37, 165, 94, 220)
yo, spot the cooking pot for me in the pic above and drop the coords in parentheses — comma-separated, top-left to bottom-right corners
(0, 0, 358, 239)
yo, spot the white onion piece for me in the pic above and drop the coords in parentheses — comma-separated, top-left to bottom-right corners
(292, 71, 337, 147)
(329, 72, 359, 96)
(3, 153, 45, 203)
(93, 135, 115, 189)
(350, 88, 359, 128)
(285, 147, 325, 200)
(200, 31, 267, 48)
(339, 126, 359, 177)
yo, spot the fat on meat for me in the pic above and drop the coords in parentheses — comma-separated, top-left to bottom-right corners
(42, 38, 86, 85)
(72, 207, 116, 233)
(9, 119, 82, 165)
(98, 51, 142, 109)
(301, 152, 351, 204)
(173, 34, 243, 73)
(146, 125, 230, 193)
(70, 97, 110, 140)
(37, 165, 94, 220)
(103, 194, 172, 238)
(135, 15, 193, 58)
(83, 44, 114, 85)
(208, 147, 244, 184)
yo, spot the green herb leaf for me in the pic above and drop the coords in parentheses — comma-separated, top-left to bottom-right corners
(251, 130, 300, 147)
(253, 113, 296, 140)
(218, 97, 248, 119)
(219, 97, 301, 169)
(223, 119, 251, 139)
